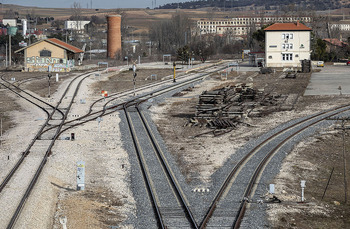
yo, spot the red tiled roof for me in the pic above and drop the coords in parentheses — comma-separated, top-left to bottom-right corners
(323, 38, 348, 47)
(47, 38, 83, 53)
(264, 22, 312, 31)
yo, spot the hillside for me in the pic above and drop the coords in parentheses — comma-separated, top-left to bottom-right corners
(159, 0, 349, 11)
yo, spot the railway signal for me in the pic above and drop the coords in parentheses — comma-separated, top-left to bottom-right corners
(101, 90, 108, 101)
(133, 63, 137, 96)
(48, 73, 52, 98)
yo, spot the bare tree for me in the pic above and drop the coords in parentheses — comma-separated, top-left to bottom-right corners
(69, 2, 83, 45)
(150, 13, 192, 54)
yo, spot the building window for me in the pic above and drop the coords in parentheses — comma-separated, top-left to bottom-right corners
(40, 49, 51, 57)
(282, 33, 294, 40)
(282, 53, 293, 61)
(282, 43, 293, 50)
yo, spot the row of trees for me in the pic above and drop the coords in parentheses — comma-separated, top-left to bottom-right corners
(149, 13, 247, 63)
(159, 0, 345, 11)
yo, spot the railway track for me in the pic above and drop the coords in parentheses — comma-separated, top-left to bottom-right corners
(0, 75, 65, 120)
(40, 62, 226, 138)
(0, 71, 94, 228)
(0, 61, 225, 228)
(199, 104, 350, 228)
(109, 64, 350, 228)
(124, 102, 198, 228)
(1, 60, 337, 228)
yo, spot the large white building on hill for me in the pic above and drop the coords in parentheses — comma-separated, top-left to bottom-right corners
(196, 16, 312, 39)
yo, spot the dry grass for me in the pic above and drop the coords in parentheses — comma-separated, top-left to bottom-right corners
(58, 187, 125, 229)
(268, 130, 350, 228)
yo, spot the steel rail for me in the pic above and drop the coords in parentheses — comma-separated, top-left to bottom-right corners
(232, 106, 350, 228)
(44, 63, 226, 137)
(1, 61, 231, 228)
(0, 81, 50, 117)
(135, 104, 199, 228)
(0, 71, 94, 194)
(123, 103, 166, 228)
(0, 75, 65, 118)
(6, 71, 93, 228)
(3, 71, 94, 229)
(200, 103, 350, 229)
(1, 62, 232, 227)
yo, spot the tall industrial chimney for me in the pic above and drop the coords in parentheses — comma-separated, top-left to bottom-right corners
(107, 15, 122, 59)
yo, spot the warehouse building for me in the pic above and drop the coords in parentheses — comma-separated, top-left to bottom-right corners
(15, 38, 83, 72)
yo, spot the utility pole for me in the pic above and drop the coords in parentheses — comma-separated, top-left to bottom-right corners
(9, 35, 11, 66)
(90, 41, 92, 60)
(328, 117, 350, 204)
(28, 19, 31, 46)
(173, 62, 176, 82)
(5, 42, 8, 67)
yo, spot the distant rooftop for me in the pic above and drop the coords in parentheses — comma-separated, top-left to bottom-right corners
(15, 38, 83, 54)
(264, 22, 312, 31)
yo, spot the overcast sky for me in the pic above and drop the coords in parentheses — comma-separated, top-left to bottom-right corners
(4, 0, 189, 9)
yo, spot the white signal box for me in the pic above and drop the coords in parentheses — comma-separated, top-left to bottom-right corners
(77, 161, 85, 190)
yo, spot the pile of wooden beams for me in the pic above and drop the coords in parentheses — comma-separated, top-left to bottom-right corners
(189, 83, 283, 131)
(195, 83, 257, 120)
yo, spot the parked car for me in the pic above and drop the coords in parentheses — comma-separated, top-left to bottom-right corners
(347, 60, 350, 65)
(317, 61, 324, 67)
